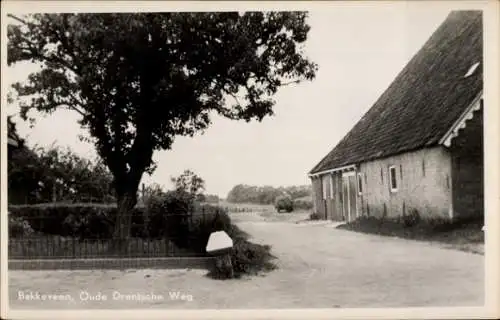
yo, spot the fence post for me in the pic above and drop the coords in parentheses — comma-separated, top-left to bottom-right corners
(52, 184, 57, 203)
(20, 236, 25, 258)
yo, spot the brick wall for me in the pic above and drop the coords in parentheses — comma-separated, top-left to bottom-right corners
(9, 257, 214, 270)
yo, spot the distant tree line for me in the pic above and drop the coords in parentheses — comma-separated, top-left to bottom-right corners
(226, 184, 311, 205)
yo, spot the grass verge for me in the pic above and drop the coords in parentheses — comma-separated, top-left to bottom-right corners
(337, 215, 484, 254)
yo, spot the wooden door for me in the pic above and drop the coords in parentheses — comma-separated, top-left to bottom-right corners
(342, 172, 358, 222)
(342, 178, 349, 221)
(348, 175, 357, 220)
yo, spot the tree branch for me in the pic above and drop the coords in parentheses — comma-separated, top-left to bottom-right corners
(66, 104, 85, 117)
(12, 24, 80, 75)
(26, 43, 79, 75)
(67, 91, 85, 113)
(226, 90, 243, 107)
(7, 14, 31, 26)
(281, 79, 301, 86)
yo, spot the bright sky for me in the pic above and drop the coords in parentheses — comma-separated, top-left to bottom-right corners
(5, 3, 459, 197)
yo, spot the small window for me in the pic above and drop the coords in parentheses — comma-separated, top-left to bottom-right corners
(400, 164, 403, 180)
(380, 168, 384, 184)
(389, 166, 398, 192)
(422, 159, 426, 177)
(357, 173, 363, 195)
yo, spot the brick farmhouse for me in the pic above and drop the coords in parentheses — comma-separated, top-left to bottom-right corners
(308, 11, 483, 222)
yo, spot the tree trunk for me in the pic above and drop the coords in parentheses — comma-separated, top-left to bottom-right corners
(111, 190, 137, 253)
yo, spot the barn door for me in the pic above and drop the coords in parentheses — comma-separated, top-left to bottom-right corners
(342, 171, 357, 222)
(342, 179, 349, 221)
(348, 175, 357, 220)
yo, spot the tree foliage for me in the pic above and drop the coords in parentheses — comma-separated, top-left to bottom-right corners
(7, 115, 25, 147)
(171, 169, 205, 197)
(8, 143, 115, 204)
(7, 119, 114, 204)
(7, 12, 317, 239)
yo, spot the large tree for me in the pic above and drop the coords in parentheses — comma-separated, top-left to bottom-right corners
(7, 12, 317, 243)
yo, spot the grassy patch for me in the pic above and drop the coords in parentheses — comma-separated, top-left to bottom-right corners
(218, 201, 275, 213)
(337, 215, 484, 253)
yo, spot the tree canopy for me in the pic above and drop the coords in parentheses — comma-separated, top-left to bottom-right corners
(7, 12, 317, 239)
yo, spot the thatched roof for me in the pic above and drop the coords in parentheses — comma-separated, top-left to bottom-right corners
(310, 10, 483, 175)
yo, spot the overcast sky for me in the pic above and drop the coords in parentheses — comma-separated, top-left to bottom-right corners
(6, 3, 466, 197)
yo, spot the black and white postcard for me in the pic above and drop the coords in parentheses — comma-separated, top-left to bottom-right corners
(1, 1, 499, 319)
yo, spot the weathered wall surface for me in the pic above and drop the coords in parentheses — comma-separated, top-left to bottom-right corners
(357, 146, 453, 219)
(450, 107, 483, 219)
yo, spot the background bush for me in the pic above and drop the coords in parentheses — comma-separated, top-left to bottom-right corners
(8, 214, 34, 238)
(275, 195, 294, 212)
(147, 190, 193, 242)
(293, 196, 313, 210)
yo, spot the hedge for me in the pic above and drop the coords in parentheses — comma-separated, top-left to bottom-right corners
(9, 197, 278, 278)
(8, 203, 142, 239)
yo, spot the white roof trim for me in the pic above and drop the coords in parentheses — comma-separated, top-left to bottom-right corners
(308, 164, 356, 178)
(464, 62, 480, 78)
(439, 91, 483, 147)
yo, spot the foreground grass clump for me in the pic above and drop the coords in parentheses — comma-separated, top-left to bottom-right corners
(149, 191, 278, 279)
(207, 223, 277, 280)
(337, 214, 484, 253)
(308, 212, 321, 220)
(188, 206, 277, 279)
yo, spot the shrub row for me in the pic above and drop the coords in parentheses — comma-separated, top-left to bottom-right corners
(8, 199, 226, 241)
(9, 191, 278, 279)
(9, 203, 139, 239)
